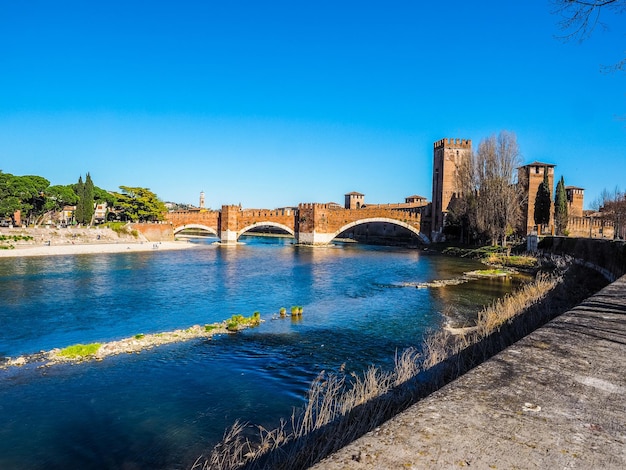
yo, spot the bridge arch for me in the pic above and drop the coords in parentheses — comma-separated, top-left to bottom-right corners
(173, 224, 219, 237)
(237, 221, 295, 240)
(331, 217, 430, 244)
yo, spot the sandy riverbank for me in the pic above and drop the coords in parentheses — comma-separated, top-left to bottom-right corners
(0, 226, 199, 258)
(0, 240, 199, 258)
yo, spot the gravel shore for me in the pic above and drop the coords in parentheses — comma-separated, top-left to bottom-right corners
(0, 226, 199, 258)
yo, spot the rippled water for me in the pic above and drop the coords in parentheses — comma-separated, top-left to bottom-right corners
(0, 237, 524, 469)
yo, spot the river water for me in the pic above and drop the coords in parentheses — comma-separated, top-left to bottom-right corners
(0, 237, 524, 469)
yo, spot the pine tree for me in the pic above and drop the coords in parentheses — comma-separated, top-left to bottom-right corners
(533, 169, 551, 232)
(83, 173, 95, 225)
(554, 176, 568, 236)
(74, 175, 85, 225)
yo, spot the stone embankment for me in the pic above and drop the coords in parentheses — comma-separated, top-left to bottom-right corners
(313, 238, 626, 470)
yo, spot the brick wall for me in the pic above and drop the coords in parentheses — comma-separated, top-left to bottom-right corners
(130, 223, 174, 242)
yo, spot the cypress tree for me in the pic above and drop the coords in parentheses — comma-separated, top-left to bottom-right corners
(83, 173, 95, 225)
(74, 175, 84, 225)
(554, 176, 568, 236)
(533, 169, 551, 232)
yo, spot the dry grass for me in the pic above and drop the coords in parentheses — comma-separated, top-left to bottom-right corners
(476, 273, 560, 336)
(484, 253, 538, 268)
(195, 263, 600, 470)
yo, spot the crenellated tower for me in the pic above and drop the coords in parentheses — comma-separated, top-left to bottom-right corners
(565, 186, 584, 218)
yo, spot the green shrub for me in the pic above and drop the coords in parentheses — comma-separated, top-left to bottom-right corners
(226, 320, 239, 331)
(226, 312, 262, 331)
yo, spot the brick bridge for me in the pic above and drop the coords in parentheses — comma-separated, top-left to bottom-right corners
(163, 203, 429, 245)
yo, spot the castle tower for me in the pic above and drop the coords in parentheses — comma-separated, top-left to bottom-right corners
(565, 186, 584, 218)
(517, 162, 556, 234)
(199, 191, 205, 209)
(345, 191, 365, 209)
(431, 138, 472, 233)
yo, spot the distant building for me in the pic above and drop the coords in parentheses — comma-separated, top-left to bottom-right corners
(61, 206, 76, 225)
(405, 195, 428, 206)
(94, 203, 107, 223)
(343, 192, 428, 212)
(344, 192, 365, 209)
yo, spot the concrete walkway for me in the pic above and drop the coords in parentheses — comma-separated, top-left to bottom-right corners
(312, 276, 626, 469)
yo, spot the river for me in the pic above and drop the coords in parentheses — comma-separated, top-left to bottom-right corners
(0, 237, 525, 469)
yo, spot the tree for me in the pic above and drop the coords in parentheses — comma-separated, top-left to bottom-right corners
(94, 186, 117, 207)
(83, 173, 95, 224)
(74, 175, 85, 224)
(596, 187, 626, 239)
(41, 185, 79, 223)
(72, 173, 96, 225)
(534, 170, 551, 233)
(453, 131, 523, 246)
(0, 173, 50, 224)
(552, 0, 626, 71)
(111, 186, 167, 222)
(554, 176, 569, 235)
(0, 171, 21, 219)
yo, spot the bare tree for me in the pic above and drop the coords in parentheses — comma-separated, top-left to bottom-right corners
(552, 0, 626, 71)
(595, 186, 626, 238)
(454, 131, 524, 246)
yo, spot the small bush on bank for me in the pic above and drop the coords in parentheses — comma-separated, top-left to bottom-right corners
(485, 253, 537, 269)
(102, 222, 138, 238)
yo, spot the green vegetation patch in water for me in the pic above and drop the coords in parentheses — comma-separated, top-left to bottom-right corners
(58, 343, 102, 358)
(466, 268, 513, 277)
(226, 312, 262, 331)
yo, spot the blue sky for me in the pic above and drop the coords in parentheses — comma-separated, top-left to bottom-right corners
(0, 1, 623, 209)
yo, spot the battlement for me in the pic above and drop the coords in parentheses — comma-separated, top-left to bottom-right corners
(299, 203, 335, 210)
(433, 138, 472, 150)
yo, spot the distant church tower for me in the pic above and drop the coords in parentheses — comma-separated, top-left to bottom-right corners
(199, 191, 206, 209)
(431, 138, 472, 234)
